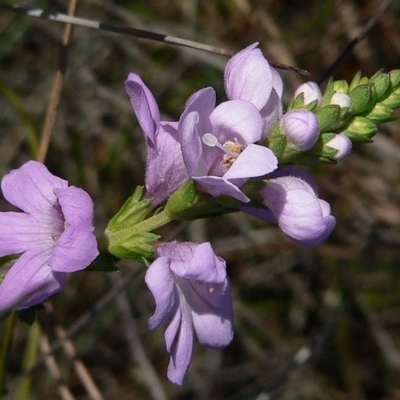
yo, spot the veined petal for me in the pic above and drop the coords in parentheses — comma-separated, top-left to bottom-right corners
(0, 212, 52, 256)
(209, 100, 263, 144)
(194, 176, 250, 202)
(125, 73, 160, 145)
(55, 186, 95, 226)
(145, 256, 178, 329)
(183, 87, 216, 124)
(146, 122, 189, 206)
(271, 68, 284, 98)
(261, 177, 336, 246)
(1, 161, 67, 218)
(166, 305, 194, 385)
(260, 89, 283, 136)
(0, 250, 64, 312)
(223, 144, 278, 180)
(179, 111, 205, 177)
(173, 242, 227, 283)
(49, 224, 99, 272)
(191, 279, 233, 348)
(225, 43, 273, 110)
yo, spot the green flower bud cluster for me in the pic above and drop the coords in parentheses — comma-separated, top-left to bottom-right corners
(336, 70, 400, 142)
(105, 187, 162, 262)
(269, 70, 400, 164)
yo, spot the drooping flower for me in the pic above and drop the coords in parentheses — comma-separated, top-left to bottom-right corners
(281, 110, 320, 151)
(125, 73, 189, 207)
(260, 176, 336, 245)
(224, 42, 283, 135)
(0, 161, 99, 313)
(145, 241, 233, 385)
(179, 88, 278, 202)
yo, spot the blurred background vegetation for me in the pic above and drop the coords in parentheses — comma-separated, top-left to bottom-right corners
(1, 0, 400, 399)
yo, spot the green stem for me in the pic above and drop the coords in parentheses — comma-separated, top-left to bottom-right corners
(15, 321, 41, 400)
(107, 209, 172, 244)
(0, 312, 16, 399)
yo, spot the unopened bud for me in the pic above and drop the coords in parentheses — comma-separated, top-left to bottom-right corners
(330, 93, 352, 109)
(294, 82, 322, 108)
(366, 103, 393, 123)
(343, 116, 377, 142)
(370, 72, 391, 102)
(281, 110, 319, 151)
(348, 84, 375, 114)
(325, 133, 352, 160)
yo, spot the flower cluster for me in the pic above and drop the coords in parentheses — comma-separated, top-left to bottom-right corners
(1, 41, 399, 387)
(114, 43, 400, 384)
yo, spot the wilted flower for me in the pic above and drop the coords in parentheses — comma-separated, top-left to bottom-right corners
(125, 73, 189, 207)
(0, 161, 98, 313)
(145, 241, 233, 385)
(281, 110, 320, 151)
(260, 176, 336, 245)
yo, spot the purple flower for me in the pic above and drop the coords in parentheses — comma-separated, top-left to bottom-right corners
(281, 110, 319, 151)
(125, 73, 189, 207)
(259, 176, 336, 245)
(0, 161, 99, 313)
(224, 43, 283, 135)
(145, 241, 233, 385)
(179, 88, 278, 202)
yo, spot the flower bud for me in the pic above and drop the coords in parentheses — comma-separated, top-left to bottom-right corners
(370, 72, 391, 102)
(382, 92, 400, 109)
(333, 80, 349, 94)
(330, 93, 352, 109)
(106, 187, 159, 261)
(343, 116, 377, 142)
(389, 69, 400, 90)
(294, 82, 322, 107)
(366, 103, 393, 123)
(260, 176, 336, 246)
(348, 84, 375, 114)
(281, 110, 319, 151)
(325, 133, 352, 160)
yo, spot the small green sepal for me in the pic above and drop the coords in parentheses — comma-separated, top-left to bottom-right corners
(107, 187, 152, 231)
(108, 232, 159, 262)
(349, 84, 376, 115)
(316, 104, 341, 132)
(165, 180, 199, 217)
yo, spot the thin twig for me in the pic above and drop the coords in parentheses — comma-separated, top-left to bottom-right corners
(109, 274, 167, 400)
(318, 0, 394, 84)
(40, 333, 76, 400)
(46, 303, 105, 400)
(37, 0, 78, 162)
(0, 2, 310, 76)
(15, 270, 138, 379)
